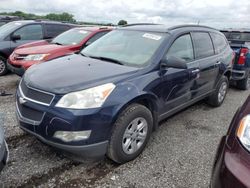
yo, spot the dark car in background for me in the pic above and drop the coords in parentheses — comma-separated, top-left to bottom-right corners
(0, 115, 8, 172)
(7, 26, 112, 76)
(16, 24, 233, 164)
(211, 95, 250, 188)
(221, 29, 250, 90)
(0, 20, 77, 76)
(0, 15, 21, 27)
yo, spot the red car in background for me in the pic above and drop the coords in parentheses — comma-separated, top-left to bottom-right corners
(7, 26, 112, 76)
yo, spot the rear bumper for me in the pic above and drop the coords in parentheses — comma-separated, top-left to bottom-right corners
(231, 69, 246, 80)
(7, 60, 25, 77)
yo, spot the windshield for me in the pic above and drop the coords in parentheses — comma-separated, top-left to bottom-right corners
(0, 21, 22, 39)
(51, 29, 90, 45)
(222, 31, 250, 41)
(81, 30, 167, 67)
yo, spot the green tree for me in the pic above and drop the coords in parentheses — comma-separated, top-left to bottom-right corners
(118, 20, 127, 25)
(45, 12, 76, 23)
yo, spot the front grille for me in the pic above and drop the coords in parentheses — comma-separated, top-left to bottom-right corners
(17, 98, 44, 123)
(20, 80, 54, 106)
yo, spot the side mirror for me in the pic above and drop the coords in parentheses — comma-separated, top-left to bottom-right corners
(161, 56, 188, 69)
(11, 34, 21, 41)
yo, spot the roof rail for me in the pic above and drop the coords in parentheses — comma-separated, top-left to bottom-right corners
(168, 24, 216, 31)
(122, 23, 161, 27)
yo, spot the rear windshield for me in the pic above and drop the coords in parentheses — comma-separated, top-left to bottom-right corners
(222, 31, 250, 41)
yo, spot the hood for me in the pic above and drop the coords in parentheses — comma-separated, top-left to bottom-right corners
(24, 54, 139, 94)
(16, 40, 49, 49)
(15, 44, 72, 55)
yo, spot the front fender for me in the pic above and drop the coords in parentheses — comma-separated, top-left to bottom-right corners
(103, 81, 159, 131)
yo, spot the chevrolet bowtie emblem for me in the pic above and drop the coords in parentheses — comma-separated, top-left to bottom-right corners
(19, 97, 27, 104)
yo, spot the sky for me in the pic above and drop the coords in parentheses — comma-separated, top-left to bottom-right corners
(1, 0, 250, 29)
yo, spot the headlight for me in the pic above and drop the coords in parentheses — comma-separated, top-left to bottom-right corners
(56, 83, 115, 109)
(24, 54, 49, 61)
(237, 115, 250, 151)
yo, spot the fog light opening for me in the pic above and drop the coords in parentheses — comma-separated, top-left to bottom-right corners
(53, 130, 91, 142)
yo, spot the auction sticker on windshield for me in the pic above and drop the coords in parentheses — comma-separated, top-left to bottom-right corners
(143, 33, 162, 40)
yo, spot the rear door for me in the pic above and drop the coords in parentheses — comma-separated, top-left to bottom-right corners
(191, 32, 218, 95)
(210, 32, 231, 83)
(10, 24, 43, 53)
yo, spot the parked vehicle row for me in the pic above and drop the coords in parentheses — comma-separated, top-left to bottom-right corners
(0, 20, 77, 76)
(7, 26, 112, 76)
(15, 24, 233, 164)
(0, 15, 21, 27)
(0, 22, 249, 188)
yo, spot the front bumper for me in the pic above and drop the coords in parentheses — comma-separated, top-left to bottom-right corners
(15, 83, 116, 159)
(7, 60, 25, 77)
(0, 140, 9, 172)
(211, 136, 250, 188)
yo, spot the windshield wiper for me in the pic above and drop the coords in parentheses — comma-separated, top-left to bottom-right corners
(51, 41, 62, 45)
(88, 56, 124, 65)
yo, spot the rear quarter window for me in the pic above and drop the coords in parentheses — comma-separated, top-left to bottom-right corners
(192, 32, 214, 59)
(210, 33, 228, 54)
(45, 24, 70, 38)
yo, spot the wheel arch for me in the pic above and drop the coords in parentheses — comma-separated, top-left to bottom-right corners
(112, 94, 159, 132)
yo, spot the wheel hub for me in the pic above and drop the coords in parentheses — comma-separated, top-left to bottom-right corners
(122, 117, 148, 155)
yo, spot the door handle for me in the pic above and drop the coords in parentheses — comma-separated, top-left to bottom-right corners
(215, 61, 221, 65)
(191, 69, 200, 74)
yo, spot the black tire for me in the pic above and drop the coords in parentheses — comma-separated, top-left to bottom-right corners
(107, 104, 153, 164)
(206, 76, 229, 107)
(236, 71, 250, 90)
(0, 56, 8, 76)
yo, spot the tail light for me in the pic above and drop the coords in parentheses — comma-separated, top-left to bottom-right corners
(238, 48, 249, 65)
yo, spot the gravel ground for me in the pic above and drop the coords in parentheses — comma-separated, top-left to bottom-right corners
(0, 74, 249, 188)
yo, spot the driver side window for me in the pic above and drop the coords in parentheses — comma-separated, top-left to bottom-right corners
(13, 24, 43, 40)
(167, 34, 194, 62)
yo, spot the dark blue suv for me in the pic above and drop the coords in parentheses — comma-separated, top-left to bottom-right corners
(16, 24, 233, 164)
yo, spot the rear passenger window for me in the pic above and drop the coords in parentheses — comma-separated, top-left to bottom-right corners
(45, 24, 70, 38)
(192, 32, 214, 58)
(210, 33, 228, 54)
(167, 34, 194, 61)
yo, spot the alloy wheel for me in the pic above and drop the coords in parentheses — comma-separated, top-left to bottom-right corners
(122, 117, 148, 155)
(218, 82, 227, 103)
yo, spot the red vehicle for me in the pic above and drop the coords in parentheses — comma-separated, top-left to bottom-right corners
(211, 95, 250, 188)
(7, 27, 112, 76)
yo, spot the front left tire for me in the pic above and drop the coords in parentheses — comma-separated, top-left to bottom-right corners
(0, 56, 8, 76)
(107, 104, 153, 164)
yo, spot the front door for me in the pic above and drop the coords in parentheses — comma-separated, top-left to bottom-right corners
(159, 33, 199, 116)
(10, 24, 43, 52)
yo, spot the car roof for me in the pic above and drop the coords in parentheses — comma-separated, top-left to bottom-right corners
(10, 20, 77, 26)
(73, 26, 113, 32)
(221, 28, 250, 33)
(119, 23, 219, 34)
